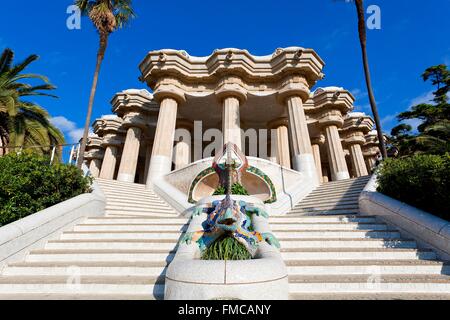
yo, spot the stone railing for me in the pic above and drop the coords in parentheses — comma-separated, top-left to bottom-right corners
(359, 174, 450, 260)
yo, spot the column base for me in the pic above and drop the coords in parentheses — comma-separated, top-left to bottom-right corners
(292, 153, 319, 184)
(117, 173, 135, 183)
(332, 171, 351, 181)
(146, 155, 172, 188)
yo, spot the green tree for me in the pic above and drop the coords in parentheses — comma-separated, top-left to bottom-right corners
(0, 48, 64, 156)
(355, 0, 388, 159)
(390, 64, 450, 156)
(74, 0, 135, 168)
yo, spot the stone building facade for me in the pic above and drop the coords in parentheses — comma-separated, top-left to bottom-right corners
(83, 47, 381, 186)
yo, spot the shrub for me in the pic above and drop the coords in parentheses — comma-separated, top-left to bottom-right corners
(0, 152, 92, 227)
(201, 236, 252, 260)
(376, 153, 450, 220)
(213, 183, 249, 196)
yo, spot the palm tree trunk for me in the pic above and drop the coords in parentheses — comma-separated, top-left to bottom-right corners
(77, 33, 109, 169)
(355, 0, 388, 159)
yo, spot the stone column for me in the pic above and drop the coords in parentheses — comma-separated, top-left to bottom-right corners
(311, 135, 325, 183)
(322, 165, 329, 183)
(146, 86, 185, 186)
(173, 120, 193, 170)
(100, 145, 118, 180)
(89, 158, 102, 178)
(215, 77, 247, 150)
(269, 118, 291, 168)
(146, 98, 179, 183)
(143, 142, 153, 184)
(117, 126, 142, 182)
(324, 125, 350, 181)
(349, 143, 368, 177)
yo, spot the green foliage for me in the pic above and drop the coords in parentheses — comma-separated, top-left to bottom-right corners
(201, 236, 252, 260)
(0, 152, 92, 226)
(376, 153, 450, 220)
(0, 48, 64, 156)
(212, 183, 249, 196)
(388, 64, 450, 157)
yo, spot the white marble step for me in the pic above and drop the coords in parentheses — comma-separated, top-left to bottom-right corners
(294, 204, 359, 211)
(104, 194, 165, 203)
(85, 217, 189, 224)
(288, 209, 360, 216)
(270, 223, 388, 231)
(269, 216, 376, 223)
(105, 200, 169, 208)
(45, 240, 178, 251)
(297, 198, 360, 207)
(105, 209, 180, 218)
(286, 260, 450, 275)
(60, 231, 183, 241)
(279, 238, 417, 249)
(73, 224, 189, 232)
(288, 275, 450, 294)
(2, 264, 167, 277)
(25, 249, 175, 263)
(273, 230, 401, 239)
(280, 249, 436, 261)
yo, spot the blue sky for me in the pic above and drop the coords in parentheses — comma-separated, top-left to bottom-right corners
(1, 0, 449, 145)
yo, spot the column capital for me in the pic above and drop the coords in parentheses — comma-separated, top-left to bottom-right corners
(277, 75, 310, 104)
(267, 117, 289, 129)
(342, 131, 366, 146)
(215, 78, 247, 103)
(122, 112, 148, 131)
(317, 109, 344, 128)
(153, 80, 186, 104)
(311, 134, 325, 145)
(84, 149, 104, 161)
(100, 134, 124, 148)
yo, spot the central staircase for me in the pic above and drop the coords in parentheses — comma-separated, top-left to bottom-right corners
(0, 176, 449, 299)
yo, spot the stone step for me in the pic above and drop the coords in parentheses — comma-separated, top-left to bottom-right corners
(104, 193, 164, 201)
(280, 248, 436, 261)
(73, 224, 189, 232)
(273, 230, 401, 239)
(2, 264, 168, 277)
(279, 238, 417, 249)
(269, 216, 377, 223)
(294, 204, 360, 211)
(289, 292, 450, 300)
(96, 178, 146, 187)
(312, 182, 367, 191)
(45, 240, 178, 251)
(288, 274, 450, 294)
(270, 223, 388, 231)
(0, 276, 165, 298)
(285, 260, 450, 275)
(25, 249, 176, 263)
(288, 209, 360, 216)
(105, 199, 169, 208)
(104, 211, 180, 218)
(0, 293, 160, 300)
(297, 198, 360, 207)
(105, 206, 176, 214)
(100, 188, 159, 197)
(60, 231, 183, 241)
(85, 217, 189, 224)
(304, 189, 363, 199)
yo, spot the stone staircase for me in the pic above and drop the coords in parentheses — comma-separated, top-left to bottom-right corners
(0, 179, 189, 300)
(269, 176, 450, 299)
(1, 176, 449, 299)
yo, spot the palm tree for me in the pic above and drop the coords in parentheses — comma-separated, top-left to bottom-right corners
(0, 48, 64, 156)
(74, 0, 135, 168)
(355, 0, 388, 159)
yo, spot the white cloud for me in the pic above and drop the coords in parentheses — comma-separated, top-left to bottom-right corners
(409, 91, 434, 108)
(50, 116, 90, 143)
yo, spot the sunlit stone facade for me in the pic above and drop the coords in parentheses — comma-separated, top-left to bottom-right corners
(83, 47, 381, 185)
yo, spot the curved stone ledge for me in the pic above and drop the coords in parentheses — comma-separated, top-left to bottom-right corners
(359, 174, 450, 260)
